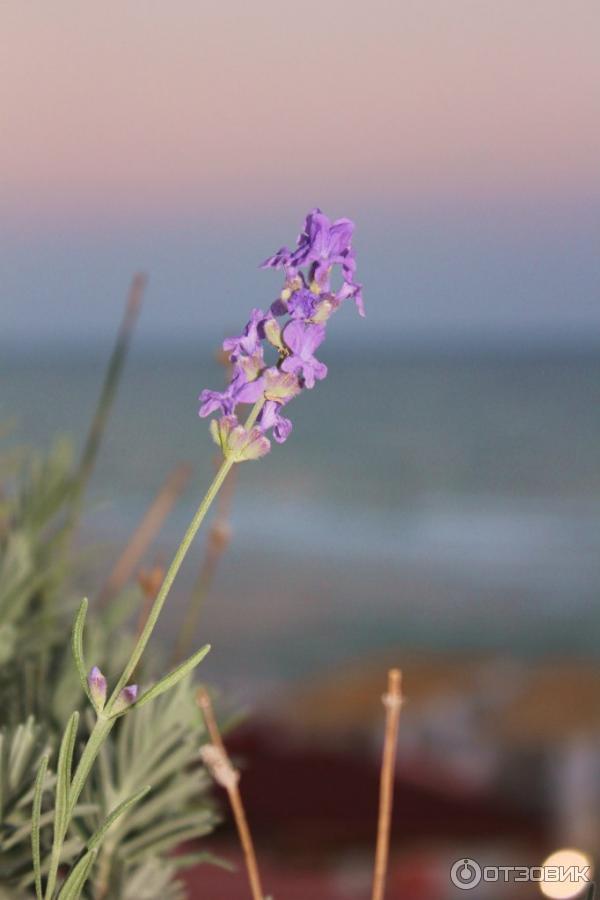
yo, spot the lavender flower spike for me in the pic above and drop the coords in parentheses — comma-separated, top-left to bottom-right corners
(200, 208, 363, 452)
(88, 665, 107, 710)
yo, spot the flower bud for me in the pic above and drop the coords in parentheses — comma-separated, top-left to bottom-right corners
(263, 369, 301, 402)
(88, 666, 107, 711)
(112, 684, 138, 715)
(210, 415, 270, 462)
(264, 316, 284, 351)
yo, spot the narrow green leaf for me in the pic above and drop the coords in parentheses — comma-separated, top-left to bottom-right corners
(131, 645, 211, 712)
(54, 711, 79, 840)
(56, 848, 97, 900)
(4, 804, 97, 850)
(71, 598, 93, 705)
(87, 784, 151, 851)
(31, 754, 49, 900)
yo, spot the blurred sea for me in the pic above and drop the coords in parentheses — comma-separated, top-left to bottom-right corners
(2, 341, 600, 689)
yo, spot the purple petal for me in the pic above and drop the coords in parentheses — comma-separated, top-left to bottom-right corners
(327, 218, 355, 257)
(282, 320, 326, 358)
(223, 308, 265, 359)
(233, 374, 265, 405)
(273, 414, 292, 443)
(260, 246, 291, 270)
(301, 359, 328, 389)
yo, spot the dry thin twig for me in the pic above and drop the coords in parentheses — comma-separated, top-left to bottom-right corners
(197, 688, 266, 900)
(135, 563, 165, 638)
(371, 668, 403, 900)
(96, 462, 192, 607)
(75, 273, 145, 501)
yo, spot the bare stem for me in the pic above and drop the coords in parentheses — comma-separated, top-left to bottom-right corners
(197, 689, 266, 900)
(171, 463, 236, 664)
(371, 668, 403, 900)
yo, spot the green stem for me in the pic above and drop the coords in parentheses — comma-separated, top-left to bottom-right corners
(67, 716, 115, 817)
(45, 717, 114, 899)
(105, 396, 265, 713)
(105, 455, 234, 712)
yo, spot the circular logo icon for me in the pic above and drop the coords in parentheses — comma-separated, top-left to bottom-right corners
(451, 858, 482, 890)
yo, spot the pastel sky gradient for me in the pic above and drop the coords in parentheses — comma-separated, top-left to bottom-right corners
(2, 1, 599, 343)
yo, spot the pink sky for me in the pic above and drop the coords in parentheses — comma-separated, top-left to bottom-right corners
(2, 0, 599, 225)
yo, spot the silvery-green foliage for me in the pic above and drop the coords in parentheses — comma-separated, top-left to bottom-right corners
(0, 434, 219, 898)
(0, 440, 78, 726)
(81, 681, 219, 899)
(121, 860, 186, 900)
(0, 718, 61, 884)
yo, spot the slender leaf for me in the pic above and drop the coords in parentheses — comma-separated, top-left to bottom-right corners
(4, 803, 97, 851)
(71, 599, 92, 705)
(54, 711, 79, 840)
(31, 754, 48, 900)
(131, 645, 211, 712)
(87, 784, 151, 851)
(56, 848, 97, 900)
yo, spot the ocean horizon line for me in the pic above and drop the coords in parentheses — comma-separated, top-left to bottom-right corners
(3, 329, 600, 365)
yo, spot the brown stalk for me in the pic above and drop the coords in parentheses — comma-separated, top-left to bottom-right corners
(197, 689, 265, 900)
(371, 668, 403, 900)
(96, 462, 192, 608)
(74, 273, 145, 506)
(135, 563, 165, 637)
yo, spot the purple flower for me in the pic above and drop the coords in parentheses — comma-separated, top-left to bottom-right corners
(290, 208, 355, 287)
(199, 363, 265, 417)
(258, 369, 301, 443)
(200, 209, 363, 455)
(88, 666, 107, 710)
(286, 287, 319, 320)
(281, 320, 327, 389)
(262, 208, 364, 315)
(223, 308, 266, 360)
(259, 400, 293, 443)
(337, 279, 365, 318)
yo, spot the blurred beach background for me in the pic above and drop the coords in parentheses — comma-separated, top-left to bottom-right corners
(2, 2, 600, 897)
